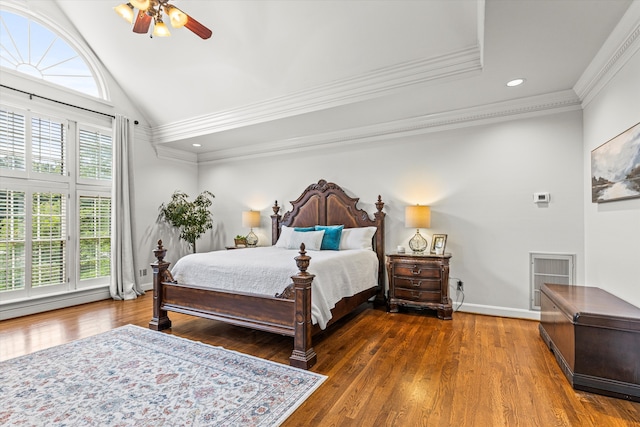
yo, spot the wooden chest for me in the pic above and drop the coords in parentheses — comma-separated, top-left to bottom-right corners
(539, 283, 640, 402)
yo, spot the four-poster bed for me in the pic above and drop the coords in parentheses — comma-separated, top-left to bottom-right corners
(149, 179, 385, 369)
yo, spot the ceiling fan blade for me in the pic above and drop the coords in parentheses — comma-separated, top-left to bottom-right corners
(184, 15, 212, 39)
(132, 9, 152, 34)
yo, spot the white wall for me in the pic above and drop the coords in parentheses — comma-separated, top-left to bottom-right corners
(583, 48, 640, 308)
(197, 110, 585, 319)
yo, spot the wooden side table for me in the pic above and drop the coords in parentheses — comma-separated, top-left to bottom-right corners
(386, 252, 452, 319)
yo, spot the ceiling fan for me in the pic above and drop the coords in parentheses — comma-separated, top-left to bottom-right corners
(114, 0, 212, 39)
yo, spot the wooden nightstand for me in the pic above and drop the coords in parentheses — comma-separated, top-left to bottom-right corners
(386, 252, 453, 320)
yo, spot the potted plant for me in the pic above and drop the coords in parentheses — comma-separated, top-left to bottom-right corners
(158, 190, 215, 253)
(234, 235, 247, 247)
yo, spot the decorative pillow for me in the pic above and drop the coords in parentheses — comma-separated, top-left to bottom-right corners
(275, 225, 294, 248)
(339, 226, 377, 250)
(315, 225, 344, 250)
(294, 226, 315, 232)
(287, 230, 325, 251)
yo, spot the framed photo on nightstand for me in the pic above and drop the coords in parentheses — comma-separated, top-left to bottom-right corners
(430, 234, 447, 255)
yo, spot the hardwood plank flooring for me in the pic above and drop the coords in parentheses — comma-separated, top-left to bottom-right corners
(1, 294, 639, 426)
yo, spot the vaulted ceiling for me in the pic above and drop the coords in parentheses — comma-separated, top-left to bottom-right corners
(50, 0, 632, 160)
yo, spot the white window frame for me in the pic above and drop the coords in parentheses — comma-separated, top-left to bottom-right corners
(0, 180, 71, 301)
(0, 102, 113, 302)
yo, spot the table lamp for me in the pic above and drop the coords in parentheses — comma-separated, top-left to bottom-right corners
(242, 210, 260, 247)
(405, 205, 430, 254)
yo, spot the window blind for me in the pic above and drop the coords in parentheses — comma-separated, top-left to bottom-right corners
(31, 117, 66, 175)
(0, 190, 26, 291)
(31, 192, 66, 287)
(79, 128, 112, 180)
(79, 195, 111, 280)
(0, 108, 26, 171)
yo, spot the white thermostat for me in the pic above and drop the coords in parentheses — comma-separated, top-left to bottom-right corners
(533, 192, 550, 203)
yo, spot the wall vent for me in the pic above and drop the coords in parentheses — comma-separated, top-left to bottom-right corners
(530, 252, 575, 310)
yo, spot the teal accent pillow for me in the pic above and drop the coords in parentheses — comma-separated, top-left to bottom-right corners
(315, 225, 344, 250)
(294, 227, 315, 232)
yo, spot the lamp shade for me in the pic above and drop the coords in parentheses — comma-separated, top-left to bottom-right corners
(130, 0, 150, 10)
(153, 20, 171, 37)
(165, 5, 189, 28)
(242, 210, 260, 228)
(114, 3, 135, 23)
(405, 205, 431, 229)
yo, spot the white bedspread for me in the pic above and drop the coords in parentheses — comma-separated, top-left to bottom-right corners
(170, 246, 379, 329)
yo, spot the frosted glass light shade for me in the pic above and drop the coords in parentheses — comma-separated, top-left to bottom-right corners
(165, 5, 189, 28)
(130, 0, 150, 10)
(153, 20, 171, 37)
(114, 3, 135, 23)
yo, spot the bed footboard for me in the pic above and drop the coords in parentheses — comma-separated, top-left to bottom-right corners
(148, 240, 318, 369)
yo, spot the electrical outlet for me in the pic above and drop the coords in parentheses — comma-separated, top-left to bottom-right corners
(456, 280, 464, 291)
(139, 268, 148, 277)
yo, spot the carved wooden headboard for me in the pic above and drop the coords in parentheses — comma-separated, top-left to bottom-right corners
(270, 179, 386, 287)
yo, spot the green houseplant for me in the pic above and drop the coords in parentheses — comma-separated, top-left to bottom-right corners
(158, 190, 215, 253)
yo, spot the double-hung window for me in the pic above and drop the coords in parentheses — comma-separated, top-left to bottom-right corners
(0, 105, 112, 300)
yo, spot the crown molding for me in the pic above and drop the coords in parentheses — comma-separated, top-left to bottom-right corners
(151, 45, 483, 144)
(133, 122, 196, 163)
(574, 1, 640, 107)
(197, 90, 581, 164)
(155, 145, 198, 164)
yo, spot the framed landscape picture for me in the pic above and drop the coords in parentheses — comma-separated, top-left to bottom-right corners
(591, 122, 640, 203)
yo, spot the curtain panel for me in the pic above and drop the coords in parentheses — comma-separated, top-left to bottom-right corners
(110, 115, 143, 300)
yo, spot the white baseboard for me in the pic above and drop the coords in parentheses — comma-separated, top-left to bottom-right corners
(0, 281, 155, 320)
(453, 302, 541, 321)
(1, 287, 111, 320)
(140, 281, 154, 292)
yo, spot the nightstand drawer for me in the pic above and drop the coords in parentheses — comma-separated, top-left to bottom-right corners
(394, 288, 441, 303)
(394, 277, 441, 291)
(394, 263, 441, 279)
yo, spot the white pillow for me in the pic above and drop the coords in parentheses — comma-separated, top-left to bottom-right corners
(287, 230, 325, 251)
(275, 225, 294, 248)
(339, 226, 377, 250)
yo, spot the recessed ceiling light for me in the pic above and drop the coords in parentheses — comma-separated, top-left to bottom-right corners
(192, 143, 201, 147)
(506, 78, 525, 87)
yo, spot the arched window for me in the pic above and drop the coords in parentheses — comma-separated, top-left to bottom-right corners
(0, 9, 104, 99)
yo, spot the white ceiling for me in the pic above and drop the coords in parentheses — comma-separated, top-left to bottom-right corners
(51, 0, 632, 158)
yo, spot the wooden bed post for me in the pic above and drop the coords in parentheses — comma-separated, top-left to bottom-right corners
(289, 244, 317, 369)
(374, 195, 386, 306)
(149, 240, 172, 331)
(271, 200, 281, 245)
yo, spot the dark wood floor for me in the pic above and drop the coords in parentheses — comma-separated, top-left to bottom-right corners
(1, 294, 638, 426)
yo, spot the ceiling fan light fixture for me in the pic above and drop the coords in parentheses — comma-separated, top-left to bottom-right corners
(153, 18, 171, 37)
(114, 3, 135, 24)
(130, 0, 150, 10)
(165, 5, 188, 28)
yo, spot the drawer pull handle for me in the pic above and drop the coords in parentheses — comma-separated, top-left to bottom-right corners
(411, 266, 422, 275)
(410, 280, 422, 288)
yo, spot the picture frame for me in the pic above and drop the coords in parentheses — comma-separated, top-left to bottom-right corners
(430, 234, 447, 255)
(591, 122, 640, 203)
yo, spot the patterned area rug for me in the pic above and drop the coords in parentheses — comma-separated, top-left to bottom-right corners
(0, 324, 326, 426)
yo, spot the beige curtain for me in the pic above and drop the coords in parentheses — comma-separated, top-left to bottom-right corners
(110, 114, 143, 300)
